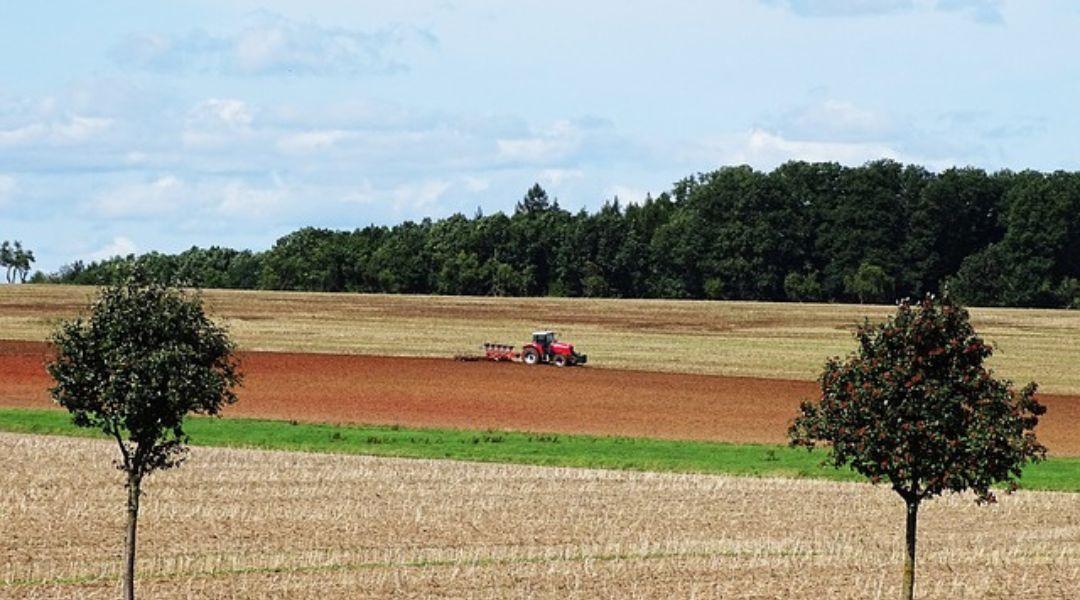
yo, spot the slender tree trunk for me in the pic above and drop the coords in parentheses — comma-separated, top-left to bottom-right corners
(902, 498, 919, 600)
(124, 473, 141, 600)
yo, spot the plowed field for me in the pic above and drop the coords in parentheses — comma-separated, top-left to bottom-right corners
(4, 341, 1079, 455)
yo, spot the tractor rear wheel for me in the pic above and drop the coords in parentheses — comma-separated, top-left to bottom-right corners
(522, 348, 540, 365)
(553, 354, 567, 367)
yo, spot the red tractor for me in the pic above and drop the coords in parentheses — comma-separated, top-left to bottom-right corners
(521, 331, 587, 367)
(477, 331, 587, 367)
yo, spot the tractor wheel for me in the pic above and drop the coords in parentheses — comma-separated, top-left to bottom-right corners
(553, 354, 567, 367)
(522, 348, 540, 365)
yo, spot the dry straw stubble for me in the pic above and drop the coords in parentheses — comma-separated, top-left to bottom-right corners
(2, 433, 1078, 599)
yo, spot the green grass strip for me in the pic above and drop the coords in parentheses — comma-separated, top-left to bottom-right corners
(2, 407, 1077, 492)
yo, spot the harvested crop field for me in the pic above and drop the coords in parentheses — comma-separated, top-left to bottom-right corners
(4, 285, 1080, 394)
(2, 433, 1078, 599)
(5, 341, 1080, 455)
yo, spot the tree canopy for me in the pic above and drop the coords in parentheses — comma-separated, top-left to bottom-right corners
(44, 161, 1080, 308)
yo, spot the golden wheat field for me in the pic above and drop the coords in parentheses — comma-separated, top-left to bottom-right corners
(3, 284, 1080, 393)
(2, 433, 1077, 599)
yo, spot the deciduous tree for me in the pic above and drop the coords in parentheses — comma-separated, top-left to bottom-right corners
(47, 276, 241, 600)
(845, 262, 892, 304)
(790, 295, 1046, 600)
(1, 240, 35, 283)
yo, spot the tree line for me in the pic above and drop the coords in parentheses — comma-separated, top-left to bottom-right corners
(46, 160, 1080, 308)
(1, 240, 35, 283)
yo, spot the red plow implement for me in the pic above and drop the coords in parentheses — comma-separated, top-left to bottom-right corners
(456, 332, 587, 367)
(482, 343, 520, 362)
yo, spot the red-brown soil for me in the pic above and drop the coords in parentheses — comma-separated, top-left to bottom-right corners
(3, 340, 1079, 455)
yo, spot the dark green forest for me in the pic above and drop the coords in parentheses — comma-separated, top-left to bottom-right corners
(47, 160, 1080, 308)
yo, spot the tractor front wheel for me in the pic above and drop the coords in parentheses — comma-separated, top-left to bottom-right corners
(553, 354, 567, 367)
(522, 348, 540, 365)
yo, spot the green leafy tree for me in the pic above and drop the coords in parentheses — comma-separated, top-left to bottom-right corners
(0, 240, 12, 282)
(947, 244, 1010, 306)
(845, 262, 891, 303)
(816, 161, 918, 299)
(515, 182, 555, 215)
(580, 261, 611, 297)
(902, 168, 1007, 295)
(487, 259, 530, 296)
(47, 276, 241, 600)
(790, 296, 1046, 600)
(783, 270, 824, 302)
(1, 240, 35, 283)
(1058, 277, 1080, 309)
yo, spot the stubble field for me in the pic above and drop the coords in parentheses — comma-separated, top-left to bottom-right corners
(3, 433, 1079, 599)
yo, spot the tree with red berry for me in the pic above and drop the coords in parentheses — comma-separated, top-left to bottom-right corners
(790, 295, 1046, 600)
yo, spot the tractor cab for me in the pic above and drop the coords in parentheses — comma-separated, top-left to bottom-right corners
(531, 331, 557, 353)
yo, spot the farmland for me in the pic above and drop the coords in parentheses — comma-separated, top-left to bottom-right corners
(5, 339, 1080, 457)
(3, 284, 1080, 393)
(3, 285, 1078, 598)
(3, 433, 1079, 599)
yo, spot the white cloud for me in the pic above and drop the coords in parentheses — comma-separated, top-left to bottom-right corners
(0, 124, 43, 145)
(777, 99, 895, 142)
(275, 129, 351, 154)
(762, 0, 913, 17)
(92, 176, 188, 218)
(400, 180, 452, 211)
(111, 12, 435, 76)
(89, 236, 139, 261)
(192, 98, 253, 128)
(53, 116, 113, 141)
(497, 120, 583, 163)
(91, 175, 299, 221)
(762, 0, 1003, 22)
(497, 138, 570, 163)
(742, 128, 903, 164)
(216, 181, 289, 218)
(606, 185, 649, 206)
(343, 179, 451, 212)
(934, 0, 1003, 23)
(695, 128, 908, 169)
(0, 174, 15, 207)
(461, 175, 490, 192)
(124, 151, 149, 165)
(538, 168, 585, 186)
(0, 115, 112, 146)
(183, 99, 253, 147)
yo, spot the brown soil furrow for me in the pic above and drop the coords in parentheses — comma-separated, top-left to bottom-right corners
(3, 340, 1078, 455)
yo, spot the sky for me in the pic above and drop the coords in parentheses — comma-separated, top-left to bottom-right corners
(2, 0, 1079, 272)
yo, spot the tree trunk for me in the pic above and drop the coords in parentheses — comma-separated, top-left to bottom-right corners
(902, 498, 919, 600)
(124, 473, 141, 600)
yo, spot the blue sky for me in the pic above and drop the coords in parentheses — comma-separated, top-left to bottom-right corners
(2, 0, 1078, 272)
